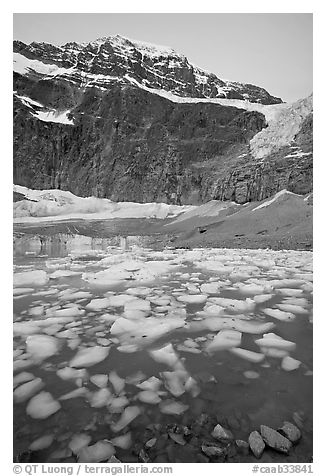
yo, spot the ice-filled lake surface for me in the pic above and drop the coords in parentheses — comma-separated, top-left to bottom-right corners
(13, 234, 313, 463)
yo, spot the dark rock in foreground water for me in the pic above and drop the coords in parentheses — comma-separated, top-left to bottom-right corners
(260, 425, 292, 454)
(278, 421, 302, 443)
(211, 424, 234, 442)
(249, 431, 265, 459)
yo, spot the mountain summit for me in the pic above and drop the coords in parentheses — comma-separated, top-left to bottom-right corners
(14, 35, 282, 104)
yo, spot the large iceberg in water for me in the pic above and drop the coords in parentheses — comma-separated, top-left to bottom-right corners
(13, 185, 195, 221)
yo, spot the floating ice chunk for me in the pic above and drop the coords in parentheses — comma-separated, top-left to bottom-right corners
(89, 388, 112, 408)
(13, 372, 35, 388)
(123, 309, 148, 320)
(177, 294, 208, 304)
(124, 298, 151, 312)
(200, 283, 220, 294)
(26, 335, 60, 362)
(90, 374, 108, 388)
(78, 441, 115, 463)
(111, 406, 141, 432)
(29, 434, 54, 451)
(14, 270, 48, 287)
(69, 433, 92, 454)
(208, 297, 255, 312)
(184, 376, 201, 397)
(137, 390, 161, 404)
(136, 376, 162, 392)
(243, 370, 260, 379)
(70, 346, 110, 368)
(67, 338, 82, 350)
(281, 356, 302, 371)
(59, 388, 88, 400)
(200, 304, 224, 316)
(86, 298, 111, 311)
(125, 287, 152, 296)
(109, 371, 125, 394)
(230, 348, 265, 363)
(110, 432, 132, 449)
(50, 270, 81, 278)
(268, 279, 305, 288)
(149, 344, 179, 368)
(238, 284, 271, 295)
(159, 400, 189, 415)
(161, 370, 188, 397)
(262, 308, 295, 321)
(14, 378, 45, 403)
(278, 288, 304, 297)
(105, 294, 137, 307)
(253, 294, 273, 303)
(176, 345, 201, 354)
(28, 306, 45, 317)
(206, 330, 242, 353)
(59, 291, 92, 301)
(255, 333, 296, 351)
(26, 392, 61, 419)
(13, 287, 34, 296)
(46, 306, 85, 318)
(109, 396, 129, 412)
(276, 303, 308, 314)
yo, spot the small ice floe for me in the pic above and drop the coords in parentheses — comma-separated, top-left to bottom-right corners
(237, 284, 271, 295)
(205, 329, 242, 353)
(50, 270, 81, 279)
(199, 304, 224, 316)
(161, 370, 189, 397)
(123, 309, 148, 320)
(89, 388, 112, 408)
(78, 441, 115, 463)
(109, 396, 129, 412)
(13, 287, 34, 296)
(109, 371, 125, 394)
(28, 305, 45, 317)
(45, 306, 85, 318)
(200, 282, 220, 295)
(110, 432, 132, 449)
(281, 356, 302, 371)
(26, 335, 60, 362)
(59, 291, 92, 301)
(125, 287, 152, 296)
(255, 333, 296, 358)
(262, 308, 295, 321)
(59, 388, 88, 400)
(276, 303, 308, 314)
(57, 367, 88, 380)
(14, 270, 48, 287)
(136, 376, 162, 392)
(159, 399, 189, 415)
(86, 298, 111, 311)
(137, 390, 161, 404)
(124, 298, 151, 312)
(29, 434, 54, 451)
(70, 346, 110, 368)
(230, 348, 265, 363)
(13, 371, 35, 389)
(90, 374, 108, 388)
(69, 433, 92, 454)
(14, 378, 45, 403)
(208, 297, 255, 313)
(243, 370, 260, 379)
(277, 288, 304, 297)
(177, 294, 208, 304)
(104, 294, 135, 307)
(67, 337, 82, 350)
(111, 406, 141, 432)
(26, 391, 61, 419)
(149, 343, 180, 368)
(253, 294, 273, 304)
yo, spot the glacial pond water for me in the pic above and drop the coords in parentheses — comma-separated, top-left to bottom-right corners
(13, 233, 313, 463)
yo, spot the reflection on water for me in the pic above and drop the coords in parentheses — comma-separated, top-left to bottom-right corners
(13, 233, 313, 463)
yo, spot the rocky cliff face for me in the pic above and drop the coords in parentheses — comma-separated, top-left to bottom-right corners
(13, 36, 312, 205)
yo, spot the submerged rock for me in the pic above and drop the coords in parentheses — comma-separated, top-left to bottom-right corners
(260, 425, 292, 454)
(201, 443, 225, 457)
(235, 439, 249, 455)
(211, 424, 234, 442)
(248, 431, 265, 459)
(78, 440, 115, 463)
(278, 421, 301, 443)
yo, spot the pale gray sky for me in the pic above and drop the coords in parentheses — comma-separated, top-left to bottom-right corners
(13, 13, 312, 103)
